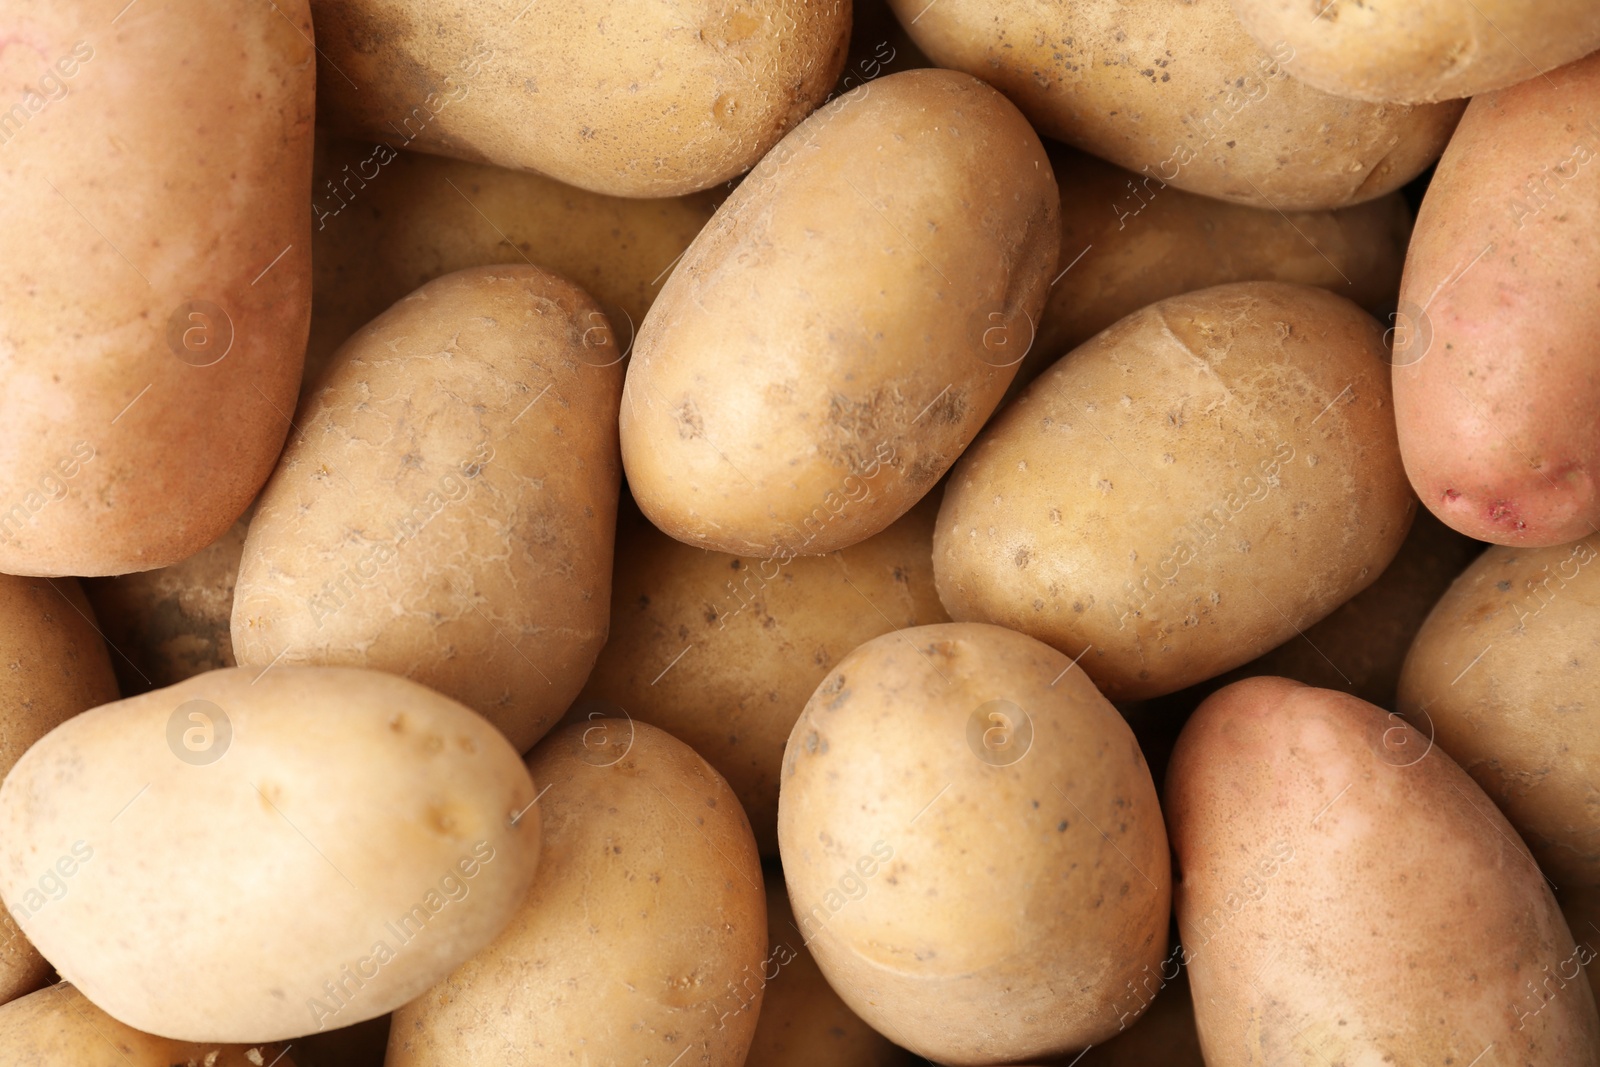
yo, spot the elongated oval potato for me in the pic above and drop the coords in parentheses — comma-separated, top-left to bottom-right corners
(0, 666, 540, 1042)
(1398, 535, 1600, 886)
(622, 68, 1060, 557)
(387, 720, 766, 1067)
(311, 0, 850, 197)
(936, 282, 1415, 702)
(233, 266, 622, 753)
(1169, 678, 1600, 1063)
(1395, 53, 1600, 547)
(884, 0, 1462, 211)
(777, 623, 1170, 1064)
(0, 1, 312, 576)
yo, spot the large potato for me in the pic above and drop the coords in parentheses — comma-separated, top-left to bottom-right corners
(1398, 535, 1600, 886)
(622, 68, 1059, 557)
(0, 0, 312, 576)
(777, 622, 1170, 1064)
(233, 266, 621, 753)
(1169, 677, 1600, 1063)
(884, 0, 1462, 210)
(935, 282, 1415, 701)
(0, 666, 540, 1042)
(387, 720, 766, 1067)
(312, 0, 850, 197)
(1395, 52, 1600, 547)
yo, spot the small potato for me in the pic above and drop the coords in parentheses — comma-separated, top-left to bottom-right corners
(1169, 677, 1600, 1063)
(0, 666, 540, 1042)
(233, 266, 621, 753)
(936, 282, 1415, 701)
(387, 720, 766, 1067)
(778, 622, 1170, 1064)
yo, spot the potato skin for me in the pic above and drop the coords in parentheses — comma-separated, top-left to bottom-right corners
(1398, 535, 1600, 886)
(622, 68, 1059, 557)
(1169, 677, 1600, 1064)
(233, 266, 621, 753)
(885, 0, 1462, 211)
(0, 1, 312, 576)
(387, 720, 766, 1067)
(1395, 53, 1600, 547)
(0, 666, 539, 1042)
(936, 282, 1415, 702)
(777, 623, 1170, 1064)
(311, 0, 850, 197)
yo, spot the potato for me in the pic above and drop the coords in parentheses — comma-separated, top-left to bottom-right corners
(1562, 889, 1600, 1016)
(387, 720, 766, 1066)
(0, 0, 311, 576)
(1398, 535, 1600, 886)
(576, 491, 948, 855)
(622, 68, 1060, 557)
(1169, 677, 1600, 1063)
(0, 666, 540, 1042)
(233, 266, 621, 753)
(311, 0, 850, 197)
(1395, 52, 1600, 547)
(884, 0, 1463, 211)
(935, 282, 1415, 702)
(778, 622, 1170, 1064)
(1074, 966, 1204, 1067)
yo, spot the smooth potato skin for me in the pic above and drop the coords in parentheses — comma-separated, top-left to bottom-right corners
(0, 1, 311, 576)
(1169, 678, 1600, 1065)
(622, 68, 1059, 557)
(1395, 53, 1600, 547)
(387, 721, 766, 1067)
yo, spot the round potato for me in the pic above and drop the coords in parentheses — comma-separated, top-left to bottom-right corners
(387, 720, 766, 1067)
(0, 666, 540, 1042)
(884, 0, 1463, 211)
(622, 68, 1060, 557)
(1169, 677, 1600, 1064)
(935, 282, 1415, 702)
(312, 0, 850, 197)
(0, 0, 312, 576)
(777, 622, 1170, 1064)
(233, 266, 621, 754)
(1398, 535, 1600, 886)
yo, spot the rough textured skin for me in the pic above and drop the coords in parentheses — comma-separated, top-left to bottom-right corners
(884, 0, 1463, 210)
(935, 282, 1415, 702)
(1398, 535, 1600, 886)
(306, 135, 720, 391)
(1562, 889, 1600, 1017)
(233, 267, 622, 754)
(311, 0, 850, 197)
(0, 666, 540, 1043)
(1170, 677, 1600, 1065)
(777, 623, 1170, 1064)
(622, 69, 1060, 557)
(387, 721, 766, 1067)
(1231, 0, 1600, 104)
(0, 1, 312, 576)
(575, 492, 948, 855)
(1395, 53, 1600, 547)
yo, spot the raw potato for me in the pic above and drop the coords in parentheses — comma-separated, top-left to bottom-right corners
(885, 0, 1463, 210)
(0, 666, 540, 1042)
(622, 68, 1060, 557)
(577, 492, 948, 855)
(1074, 967, 1204, 1067)
(1169, 677, 1600, 1064)
(1398, 535, 1600, 886)
(1395, 52, 1600, 547)
(311, 0, 851, 197)
(387, 720, 766, 1067)
(233, 266, 622, 754)
(778, 622, 1170, 1064)
(935, 282, 1415, 701)
(0, 0, 312, 576)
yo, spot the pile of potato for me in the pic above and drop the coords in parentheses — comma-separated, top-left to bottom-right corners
(1, 1, 1598, 1064)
